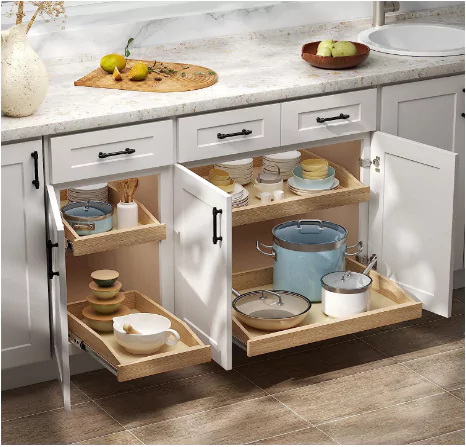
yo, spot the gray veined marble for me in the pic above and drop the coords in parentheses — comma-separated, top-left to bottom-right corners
(1, 5, 464, 143)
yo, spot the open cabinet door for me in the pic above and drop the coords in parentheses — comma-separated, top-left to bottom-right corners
(46, 185, 71, 411)
(174, 165, 232, 369)
(369, 132, 457, 317)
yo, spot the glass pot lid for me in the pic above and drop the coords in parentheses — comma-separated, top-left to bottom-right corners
(233, 290, 311, 320)
(321, 270, 372, 294)
(62, 201, 113, 220)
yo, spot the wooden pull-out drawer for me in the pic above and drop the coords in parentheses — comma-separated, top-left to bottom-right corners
(188, 149, 369, 227)
(178, 104, 281, 162)
(68, 291, 211, 382)
(232, 258, 422, 357)
(49, 121, 174, 184)
(281, 89, 377, 145)
(61, 183, 166, 256)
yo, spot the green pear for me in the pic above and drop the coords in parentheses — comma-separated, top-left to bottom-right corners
(331, 41, 357, 57)
(316, 47, 332, 57)
(317, 40, 335, 52)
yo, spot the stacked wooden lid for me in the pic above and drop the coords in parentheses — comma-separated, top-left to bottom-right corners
(82, 270, 130, 332)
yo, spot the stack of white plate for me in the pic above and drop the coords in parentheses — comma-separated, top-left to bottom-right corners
(263, 151, 301, 180)
(287, 177, 340, 196)
(230, 184, 249, 208)
(214, 159, 254, 185)
(68, 183, 108, 203)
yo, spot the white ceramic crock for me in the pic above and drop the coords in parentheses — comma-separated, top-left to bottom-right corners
(113, 313, 180, 355)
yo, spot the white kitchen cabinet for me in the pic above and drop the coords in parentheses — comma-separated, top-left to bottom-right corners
(1, 141, 51, 369)
(175, 131, 456, 365)
(381, 76, 465, 275)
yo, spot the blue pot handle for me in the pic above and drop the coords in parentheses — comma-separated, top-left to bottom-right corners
(256, 241, 277, 261)
(345, 241, 363, 256)
(296, 219, 325, 233)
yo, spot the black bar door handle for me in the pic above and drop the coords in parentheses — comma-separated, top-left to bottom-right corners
(217, 129, 252, 140)
(213, 207, 223, 244)
(31, 151, 40, 189)
(98, 148, 136, 159)
(316, 113, 350, 123)
(46, 240, 59, 280)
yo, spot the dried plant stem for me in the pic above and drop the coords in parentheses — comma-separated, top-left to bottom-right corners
(15, 1, 25, 24)
(26, 4, 44, 34)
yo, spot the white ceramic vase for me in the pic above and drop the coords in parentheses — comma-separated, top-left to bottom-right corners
(1, 24, 48, 117)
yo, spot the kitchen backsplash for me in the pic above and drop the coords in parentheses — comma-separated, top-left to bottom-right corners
(1, 1, 464, 62)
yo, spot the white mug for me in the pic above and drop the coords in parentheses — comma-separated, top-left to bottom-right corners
(273, 190, 284, 201)
(113, 313, 180, 355)
(260, 192, 272, 204)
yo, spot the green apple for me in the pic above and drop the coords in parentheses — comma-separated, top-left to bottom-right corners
(316, 47, 332, 57)
(317, 40, 335, 53)
(331, 41, 357, 57)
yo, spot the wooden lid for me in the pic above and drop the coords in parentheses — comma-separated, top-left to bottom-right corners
(91, 269, 119, 281)
(82, 304, 130, 321)
(86, 292, 125, 305)
(89, 280, 122, 292)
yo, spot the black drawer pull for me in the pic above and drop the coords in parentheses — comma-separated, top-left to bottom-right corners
(462, 113, 465, 118)
(31, 151, 40, 189)
(98, 148, 136, 159)
(213, 207, 223, 244)
(46, 240, 59, 280)
(316, 113, 350, 123)
(217, 129, 252, 140)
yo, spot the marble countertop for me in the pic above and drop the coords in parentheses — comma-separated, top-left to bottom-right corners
(2, 8, 464, 142)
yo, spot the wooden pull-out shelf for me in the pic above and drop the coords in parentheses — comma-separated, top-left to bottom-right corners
(61, 184, 166, 256)
(232, 259, 422, 357)
(68, 291, 211, 382)
(190, 150, 370, 227)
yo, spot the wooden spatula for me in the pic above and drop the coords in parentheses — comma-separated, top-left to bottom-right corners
(123, 324, 141, 335)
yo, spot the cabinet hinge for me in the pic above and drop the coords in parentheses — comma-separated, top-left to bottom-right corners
(359, 156, 381, 172)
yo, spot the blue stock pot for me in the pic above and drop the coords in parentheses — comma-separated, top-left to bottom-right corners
(256, 220, 362, 302)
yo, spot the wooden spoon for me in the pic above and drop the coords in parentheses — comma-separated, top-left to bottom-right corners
(123, 324, 141, 335)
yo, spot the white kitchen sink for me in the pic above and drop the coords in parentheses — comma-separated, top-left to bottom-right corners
(358, 24, 465, 56)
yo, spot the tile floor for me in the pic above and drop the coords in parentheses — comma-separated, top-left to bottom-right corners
(2, 289, 465, 445)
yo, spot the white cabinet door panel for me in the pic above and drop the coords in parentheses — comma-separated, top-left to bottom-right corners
(46, 185, 71, 412)
(369, 132, 457, 317)
(174, 165, 232, 369)
(1, 141, 50, 369)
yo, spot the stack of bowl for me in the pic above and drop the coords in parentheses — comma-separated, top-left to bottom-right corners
(287, 158, 339, 195)
(82, 270, 130, 332)
(208, 168, 235, 193)
(263, 151, 301, 180)
(67, 183, 108, 203)
(214, 159, 254, 185)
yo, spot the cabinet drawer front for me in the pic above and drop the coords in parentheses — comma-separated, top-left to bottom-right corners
(281, 89, 377, 145)
(50, 121, 174, 184)
(178, 104, 281, 162)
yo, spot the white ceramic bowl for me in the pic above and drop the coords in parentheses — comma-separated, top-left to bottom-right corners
(113, 313, 180, 355)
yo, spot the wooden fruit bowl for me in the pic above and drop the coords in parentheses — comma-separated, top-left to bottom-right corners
(302, 41, 370, 69)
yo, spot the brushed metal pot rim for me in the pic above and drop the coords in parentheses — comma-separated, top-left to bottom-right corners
(232, 290, 312, 321)
(61, 201, 113, 223)
(321, 271, 373, 294)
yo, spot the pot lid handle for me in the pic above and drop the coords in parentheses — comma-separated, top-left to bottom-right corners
(296, 219, 324, 233)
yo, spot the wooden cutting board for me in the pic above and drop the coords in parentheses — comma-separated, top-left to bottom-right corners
(74, 59, 218, 93)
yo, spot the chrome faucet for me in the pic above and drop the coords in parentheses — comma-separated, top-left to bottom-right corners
(373, 1, 400, 27)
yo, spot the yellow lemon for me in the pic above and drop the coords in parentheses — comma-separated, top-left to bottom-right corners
(129, 61, 148, 81)
(100, 54, 126, 73)
(112, 67, 122, 81)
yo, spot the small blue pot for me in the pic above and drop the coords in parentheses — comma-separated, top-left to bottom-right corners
(257, 220, 362, 302)
(62, 201, 113, 236)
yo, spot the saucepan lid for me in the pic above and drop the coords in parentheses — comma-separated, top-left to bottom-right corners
(232, 289, 311, 320)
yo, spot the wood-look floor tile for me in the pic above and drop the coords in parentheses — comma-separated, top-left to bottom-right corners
(450, 387, 465, 401)
(318, 393, 465, 445)
(132, 396, 308, 445)
(404, 349, 464, 390)
(233, 335, 355, 367)
(1, 380, 89, 421)
(75, 430, 142, 445)
(411, 429, 465, 445)
(236, 339, 394, 394)
(362, 315, 465, 362)
(1, 402, 122, 445)
(96, 370, 266, 429)
(250, 427, 337, 445)
(274, 364, 440, 425)
(452, 297, 465, 315)
(71, 361, 222, 399)
(453, 288, 465, 303)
